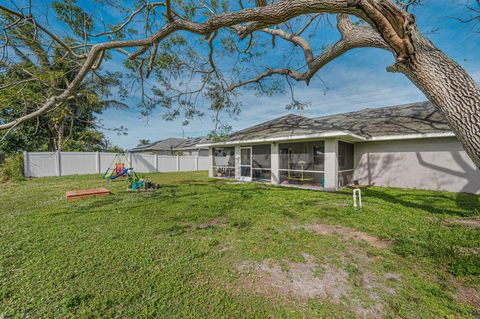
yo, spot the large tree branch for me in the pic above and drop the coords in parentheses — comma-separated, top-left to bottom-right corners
(229, 14, 389, 90)
(1, 0, 363, 130)
(261, 27, 315, 67)
(350, 0, 415, 63)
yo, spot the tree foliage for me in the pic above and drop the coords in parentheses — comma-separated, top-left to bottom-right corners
(0, 11, 127, 153)
(0, 0, 478, 166)
(137, 139, 152, 147)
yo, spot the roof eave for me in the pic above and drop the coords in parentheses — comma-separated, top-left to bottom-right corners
(366, 132, 455, 141)
(197, 131, 366, 147)
(198, 131, 456, 147)
(173, 146, 209, 151)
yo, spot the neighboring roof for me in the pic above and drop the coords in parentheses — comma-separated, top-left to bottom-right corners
(202, 101, 454, 147)
(129, 136, 209, 152)
(130, 137, 187, 152)
(175, 136, 210, 150)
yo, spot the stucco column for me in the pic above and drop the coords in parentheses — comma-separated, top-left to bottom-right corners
(271, 143, 280, 184)
(324, 139, 338, 191)
(208, 147, 214, 178)
(234, 145, 241, 180)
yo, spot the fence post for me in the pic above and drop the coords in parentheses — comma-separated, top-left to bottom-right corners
(129, 152, 133, 169)
(96, 151, 101, 174)
(155, 154, 159, 172)
(23, 151, 29, 177)
(195, 156, 199, 171)
(56, 151, 61, 177)
(208, 148, 214, 178)
(176, 155, 180, 172)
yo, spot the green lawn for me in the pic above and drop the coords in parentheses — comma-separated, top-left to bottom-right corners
(0, 172, 479, 318)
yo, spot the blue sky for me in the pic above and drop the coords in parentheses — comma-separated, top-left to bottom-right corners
(88, 1, 480, 149)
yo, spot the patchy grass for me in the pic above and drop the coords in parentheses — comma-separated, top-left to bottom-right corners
(0, 171, 479, 318)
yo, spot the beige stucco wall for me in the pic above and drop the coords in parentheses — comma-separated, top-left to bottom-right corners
(353, 137, 480, 194)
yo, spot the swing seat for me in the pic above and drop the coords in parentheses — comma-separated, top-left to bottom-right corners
(115, 163, 125, 175)
(107, 167, 130, 180)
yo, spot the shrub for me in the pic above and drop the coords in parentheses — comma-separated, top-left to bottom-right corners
(0, 154, 25, 182)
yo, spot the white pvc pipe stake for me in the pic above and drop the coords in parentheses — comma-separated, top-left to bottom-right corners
(353, 188, 362, 209)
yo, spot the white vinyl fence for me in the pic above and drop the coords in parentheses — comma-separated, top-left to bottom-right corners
(23, 151, 209, 177)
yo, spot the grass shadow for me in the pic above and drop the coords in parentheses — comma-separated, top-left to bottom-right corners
(364, 188, 478, 217)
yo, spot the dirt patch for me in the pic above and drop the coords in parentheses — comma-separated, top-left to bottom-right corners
(197, 216, 226, 229)
(237, 253, 348, 301)
(455, 246, 480, 255)
(236, 253, 389, 318)
(295, 224, 391, 249)
(456, 285, 480, 309)
(445, 217, 480, 228)
(441, 273, 480, 310)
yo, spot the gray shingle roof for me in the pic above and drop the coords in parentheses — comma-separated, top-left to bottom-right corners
(175, 136, 210, 150)
(130, 137, 186, 152)
(228, 114, 328, 141)
(228, 101, 451, 141)
(313, 101, 451, 137)
(129, 136, 210, 152)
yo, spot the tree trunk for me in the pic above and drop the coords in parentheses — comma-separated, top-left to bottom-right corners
(54, 122, 65, 152)
(397, 32, 480, 168)
(354, 0, 480, 168)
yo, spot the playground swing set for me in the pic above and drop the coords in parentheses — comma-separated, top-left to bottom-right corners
(102, 153, 160, 190)
(66, 153, 160, 200)
(103, 153, 137, 182)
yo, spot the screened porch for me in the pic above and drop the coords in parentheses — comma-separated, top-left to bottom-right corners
(209, 139, 355, 190)
(279, 141, 325, 189)
(212, 147, 235, 178)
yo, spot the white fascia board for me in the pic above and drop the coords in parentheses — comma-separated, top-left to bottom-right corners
(197, 131, 366, 147)
(173, 146, 207, 151)
(198, 131, 457, 147)
(366, 132, 455, 141)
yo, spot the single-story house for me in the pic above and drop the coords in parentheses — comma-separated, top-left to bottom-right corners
(174, 137, 211, 156)
(129, 137, 209, 156)
(198, 101, 480, 194)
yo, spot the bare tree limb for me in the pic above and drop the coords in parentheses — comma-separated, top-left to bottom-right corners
(0, 4, 86, 58)
(229, 14, 389, 90)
